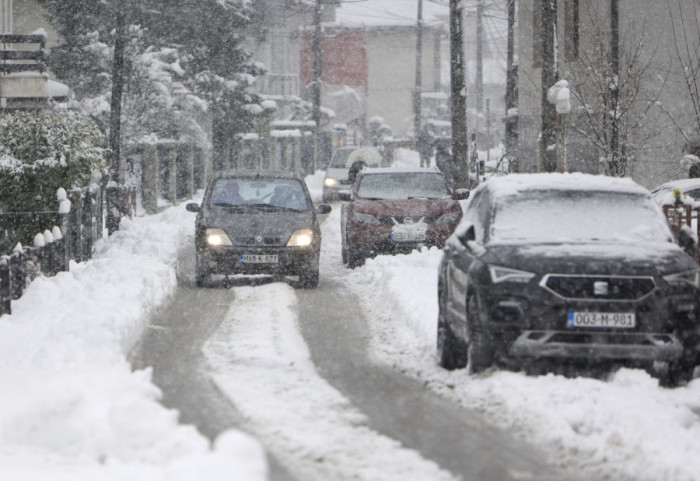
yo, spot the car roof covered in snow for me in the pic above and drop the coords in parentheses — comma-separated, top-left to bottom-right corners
(478, 173, 650, 199)
(361, 166, 441, 175)
(650, 177, 700, 194)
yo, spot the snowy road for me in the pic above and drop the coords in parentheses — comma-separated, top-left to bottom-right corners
(133, 205, 575, 481)
(131, 161, 700, 481)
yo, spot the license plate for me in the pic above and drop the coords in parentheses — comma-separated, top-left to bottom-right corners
(239, 254, 278, 264)
(392, 231, 426, 242)
(567, 311, 636, 328)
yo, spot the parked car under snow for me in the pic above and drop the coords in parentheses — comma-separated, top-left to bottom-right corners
(437, 173, 700, 386)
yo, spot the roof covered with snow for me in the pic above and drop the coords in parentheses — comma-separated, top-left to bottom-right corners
(481, 173, 651, 198)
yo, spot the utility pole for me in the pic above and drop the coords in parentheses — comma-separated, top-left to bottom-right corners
(540, 0, 558, 172)
(450, 0, 468, 189)
(505, 0, 518, 170)
(475, 0, 484, 114)
(107, 8, 127, 234)
(414, 0, 424, 166)
(610, 0, 620, 176)
(312, 0, 323, 173)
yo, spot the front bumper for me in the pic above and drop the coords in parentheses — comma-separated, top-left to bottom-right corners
(509, 330, 684, 362)
(347, 223, 456, 255)
(203, 245, 319, 276)
(323, 181, 351, 200)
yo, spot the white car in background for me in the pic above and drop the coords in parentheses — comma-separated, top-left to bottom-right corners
(322, 146, 382, 202)
(650, 178, 700, 206)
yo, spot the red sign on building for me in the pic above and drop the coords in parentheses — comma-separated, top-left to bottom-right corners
(300, 29, 368, 93)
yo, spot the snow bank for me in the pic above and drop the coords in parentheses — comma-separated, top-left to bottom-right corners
(0, 203, 267, 481)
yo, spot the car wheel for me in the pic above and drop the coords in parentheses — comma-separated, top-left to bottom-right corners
(195, 250, 212, 287)
(347, 246, 365, 269)
(297, 266, 320, 289)
(659, 360, 696, 388)
(437, 280, 467, 370)
(467, 295, 494, 374)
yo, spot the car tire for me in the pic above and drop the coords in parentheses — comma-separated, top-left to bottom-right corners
(467, 295, 494, 374)
(298, 266, 320, 289)
(195, 251, 212, 287)
(659, 360, 696, 388)
(347, 246, 364, 269)
(437, 281, 467, 370)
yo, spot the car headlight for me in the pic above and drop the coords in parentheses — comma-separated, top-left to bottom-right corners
(353, 211, 381, 225)
(488, 265, 536, 284)
(287, 228, 315, 247)
(663, 269, 700, 288)
(324, 177, 338, 187)
(206, 228, 232, 246)
(434, 209, 462, 225)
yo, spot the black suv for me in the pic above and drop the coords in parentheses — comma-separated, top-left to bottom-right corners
(437, 173, 700, 386)
(186, 170, 331, 288)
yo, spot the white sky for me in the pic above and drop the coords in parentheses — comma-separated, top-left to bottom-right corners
(335, 0, 450, 28)
(1, 150, 699, 480)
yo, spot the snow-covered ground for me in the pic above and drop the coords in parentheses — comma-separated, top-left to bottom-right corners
(2, 149, 699, 481)
(0, 203, 267, 480)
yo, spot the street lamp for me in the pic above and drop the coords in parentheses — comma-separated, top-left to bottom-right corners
(547, 80, 571, 173)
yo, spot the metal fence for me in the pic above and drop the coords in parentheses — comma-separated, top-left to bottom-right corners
(0, 183, 135, 316)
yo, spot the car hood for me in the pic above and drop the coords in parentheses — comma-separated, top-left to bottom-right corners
(201, 209, 318, 237)
(353, 198, 460, 216)
(483, 241, 697, 276)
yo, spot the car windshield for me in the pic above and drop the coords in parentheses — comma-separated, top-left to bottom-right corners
(357, 172, 450, 200)
(209, 178, 309, 211)
(329, 148, 356, 168)
(491, 190, 673, 244)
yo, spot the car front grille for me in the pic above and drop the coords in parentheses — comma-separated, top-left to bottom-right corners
(376, 215, 434, 225)
(540, 274, 656, 301)
(232, 236, 284, 246)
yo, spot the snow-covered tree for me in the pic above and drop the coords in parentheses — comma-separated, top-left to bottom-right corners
(564, 6, 668, 178)
(38, 0, 265, 158)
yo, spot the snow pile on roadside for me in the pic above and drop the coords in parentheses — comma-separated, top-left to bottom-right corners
(343, 249, 700, 481)
(204, 283, 456, 481)
(0, 203, 267, 481)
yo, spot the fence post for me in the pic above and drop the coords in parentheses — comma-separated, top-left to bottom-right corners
(10, 247, 24, 300)
(184, 143, 195, 199)
(58, 188, 72, 267)
(167, 143, 177, 204)
(68, 189, 81, 261)
(142, 143, 159, 213)
(0, 258, 10, 316)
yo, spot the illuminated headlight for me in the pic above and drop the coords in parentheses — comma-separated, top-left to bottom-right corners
(663, 269, 700, 288)
(434, 209, 462, 225)
(354, 211, 381, 225)
(324, 177, 338, 187)
(488, 265, 536, 284)
(287, 228, 315, 247)
(206, 228, 232, 246)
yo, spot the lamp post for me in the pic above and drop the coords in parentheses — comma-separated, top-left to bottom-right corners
(414, 0, 424, 166)
(548, 80, 571, 173)
(311, 0, 323, 173)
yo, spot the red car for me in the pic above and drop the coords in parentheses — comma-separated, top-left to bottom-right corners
(339, 167, 469, 268)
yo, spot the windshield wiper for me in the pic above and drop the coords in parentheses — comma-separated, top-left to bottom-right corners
(212, 202, 244, 209)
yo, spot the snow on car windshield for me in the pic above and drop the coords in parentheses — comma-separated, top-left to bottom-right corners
(491, 190, 674, 244)
(210, 178, 308, 210)
(357, 172, 449, 200)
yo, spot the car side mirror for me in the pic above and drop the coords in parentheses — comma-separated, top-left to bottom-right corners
(186, 203, 200, 212)
(452, 189, 470, 201)
(456, 223, 476, 246)
(338, 190, 352, 202)
(316, 204, 332, 214)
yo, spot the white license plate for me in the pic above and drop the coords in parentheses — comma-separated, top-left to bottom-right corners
(392, 231, 426, 242)
(567, 311, 636, 328)
(239, 254, 278, 264)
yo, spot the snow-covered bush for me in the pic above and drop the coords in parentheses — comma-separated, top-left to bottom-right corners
(0, 111, 106, 213)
